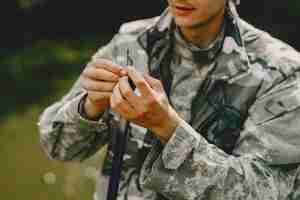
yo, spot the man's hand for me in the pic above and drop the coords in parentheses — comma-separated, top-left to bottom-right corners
(110, 66, 181, 144)
(81, 58, 126, 120)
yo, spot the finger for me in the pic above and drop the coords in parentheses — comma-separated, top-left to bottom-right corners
(127, 66, 153, 97)
(118, 76, 138, 103)
(91, 58, 127, 76)
(119, 76, 149, 114)
(88, 91, 112, 104)
(83, 67, 120, 82)
(110, 84, 136, 119)
(144, 74, 164, 92)
(82, 78, 117, 92)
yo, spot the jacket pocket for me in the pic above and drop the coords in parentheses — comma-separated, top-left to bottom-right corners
(250, 84, 300, 124)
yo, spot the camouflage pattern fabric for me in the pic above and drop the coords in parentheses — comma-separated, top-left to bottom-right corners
(38, 3, 300, 200)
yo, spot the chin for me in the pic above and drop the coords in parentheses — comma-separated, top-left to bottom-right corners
(174, 17, 203, 29)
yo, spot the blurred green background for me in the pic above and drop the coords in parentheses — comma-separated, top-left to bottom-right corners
(1, 0, 300, 199)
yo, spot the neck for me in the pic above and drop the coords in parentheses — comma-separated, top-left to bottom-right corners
(180, 8, 225, 49)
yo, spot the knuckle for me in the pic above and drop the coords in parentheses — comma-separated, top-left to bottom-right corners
(80, 75, 86, 83)
(82, 68, 89, 76)
(82, 83, 88, 91)
(83, 66, 94, 76)
(82, 81, 91, 90)
(110, 73, 118, 80)
(147, 95, 157, 106)
(137, 111, 146, 119)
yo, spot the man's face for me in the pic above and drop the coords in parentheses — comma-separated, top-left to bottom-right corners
(167, 0, 226, 28)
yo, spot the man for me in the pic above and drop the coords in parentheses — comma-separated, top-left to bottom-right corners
(38, 0, 300, 199)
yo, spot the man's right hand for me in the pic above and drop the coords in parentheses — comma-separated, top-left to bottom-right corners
(81, 58, 127, 120)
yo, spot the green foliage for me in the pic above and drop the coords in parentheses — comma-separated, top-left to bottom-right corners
(17, 0, 47, 10)
(0, 36, 110, 119)
(17, 0, 36, 9)
(0, 77, 106, 200)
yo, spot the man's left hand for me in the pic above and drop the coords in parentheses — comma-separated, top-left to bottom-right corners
(110, 66, 181, 144)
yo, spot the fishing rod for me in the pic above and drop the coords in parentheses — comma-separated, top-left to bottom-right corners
(106, 49, 135, 200)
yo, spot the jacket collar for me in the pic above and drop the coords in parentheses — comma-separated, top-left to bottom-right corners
(137, 8, 173, 56)
(137, 2, 252, 81)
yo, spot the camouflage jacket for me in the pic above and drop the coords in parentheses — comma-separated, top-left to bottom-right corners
(38, 3, 300, 200)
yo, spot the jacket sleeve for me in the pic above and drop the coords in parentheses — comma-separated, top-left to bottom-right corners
(37, 36, 118, 162)
(139, 75, 300, 199)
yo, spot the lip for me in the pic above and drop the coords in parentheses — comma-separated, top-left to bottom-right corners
(173, 4, 196, 16)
